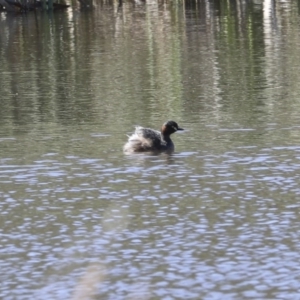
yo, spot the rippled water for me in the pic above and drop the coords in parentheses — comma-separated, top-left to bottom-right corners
(2, 127, 300, 299)
(1, 0, 300, 299)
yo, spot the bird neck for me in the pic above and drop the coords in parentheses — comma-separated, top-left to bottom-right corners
(161, 133, 172, 144)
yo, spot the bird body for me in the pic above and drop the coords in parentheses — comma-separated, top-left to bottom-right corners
(123, 120, 183, 153)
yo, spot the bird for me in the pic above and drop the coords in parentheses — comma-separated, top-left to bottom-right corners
(123, 120, 184, 153)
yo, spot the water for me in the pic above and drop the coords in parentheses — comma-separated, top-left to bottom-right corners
(1, 0, 300, 299)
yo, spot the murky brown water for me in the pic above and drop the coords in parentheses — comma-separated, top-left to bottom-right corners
(1, 0, 300, 299)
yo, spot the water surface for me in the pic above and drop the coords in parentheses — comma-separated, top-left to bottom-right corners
(1, 1, 300, 299)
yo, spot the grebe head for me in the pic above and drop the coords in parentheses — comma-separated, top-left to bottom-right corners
(161, 120, 184, 136)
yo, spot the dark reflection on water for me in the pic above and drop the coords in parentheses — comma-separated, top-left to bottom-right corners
(1, 0, 300, 299)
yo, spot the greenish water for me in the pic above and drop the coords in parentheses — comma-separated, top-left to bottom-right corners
(1, 1, 300, 298)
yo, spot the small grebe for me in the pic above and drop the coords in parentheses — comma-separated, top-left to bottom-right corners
(123, 120, 184, 153)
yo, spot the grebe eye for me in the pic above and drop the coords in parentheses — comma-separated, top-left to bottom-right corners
(172, 126, 177, 131)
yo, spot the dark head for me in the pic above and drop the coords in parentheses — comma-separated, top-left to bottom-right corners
(161, 120, 184, 136)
